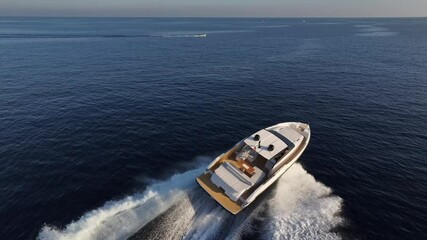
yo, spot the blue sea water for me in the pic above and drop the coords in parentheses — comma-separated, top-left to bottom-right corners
(0, 17, 427, 240)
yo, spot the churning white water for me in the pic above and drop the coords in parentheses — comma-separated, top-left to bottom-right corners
(38, 158, 343, 240)
(264, 164, 343, 240)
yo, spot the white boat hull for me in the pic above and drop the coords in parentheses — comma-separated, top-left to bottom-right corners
(196, 122, 311, 214)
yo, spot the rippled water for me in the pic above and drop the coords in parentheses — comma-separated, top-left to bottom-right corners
(0, 17, 426, 240)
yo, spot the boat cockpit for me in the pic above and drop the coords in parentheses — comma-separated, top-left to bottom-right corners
(210, 127, 300, 202)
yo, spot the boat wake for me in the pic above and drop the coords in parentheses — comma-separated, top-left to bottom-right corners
(264, 164, 343, 240)
(38, 156, 343, 240)
(354, 24, 396, 37)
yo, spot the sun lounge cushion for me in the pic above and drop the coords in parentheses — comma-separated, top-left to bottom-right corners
(211, 162, 265, 201)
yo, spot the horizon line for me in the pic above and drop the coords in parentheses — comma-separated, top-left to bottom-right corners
(1, 15, 427, 19)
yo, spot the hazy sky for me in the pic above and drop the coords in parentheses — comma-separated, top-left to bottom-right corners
(1, 0, 426, 17)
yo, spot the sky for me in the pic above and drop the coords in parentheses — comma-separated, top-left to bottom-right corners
(1, 0, 426, 17)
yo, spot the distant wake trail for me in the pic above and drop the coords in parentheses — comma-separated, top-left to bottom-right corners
(38, 157, 343, 240)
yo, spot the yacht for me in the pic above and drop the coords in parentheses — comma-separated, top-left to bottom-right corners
(194, 33, 207, 37)
(196, 122, 311, 214)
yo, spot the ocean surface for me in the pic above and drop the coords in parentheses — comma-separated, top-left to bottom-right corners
(0, 17, 426, 240)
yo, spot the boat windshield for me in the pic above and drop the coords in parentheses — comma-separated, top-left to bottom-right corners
(236, 144, 258, 162)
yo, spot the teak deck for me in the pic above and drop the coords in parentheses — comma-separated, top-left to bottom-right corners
(237, 159, 255, 175)
(196, 172, 242, 214)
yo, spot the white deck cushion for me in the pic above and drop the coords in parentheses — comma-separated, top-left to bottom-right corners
(276, 126, 303, 143)
(211, 162, 265, 201)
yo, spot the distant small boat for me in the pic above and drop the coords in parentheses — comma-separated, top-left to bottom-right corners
(196, 122, 311, 214)
(194, 34, 207, 38)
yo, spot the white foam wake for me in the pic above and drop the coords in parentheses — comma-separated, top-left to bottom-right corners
(354, 24, 396, 37)
(38, 159, 344, 240)
(263, 163, 343, 240)
(38, 157, 210, 240)
(124, 163, 345, 240)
